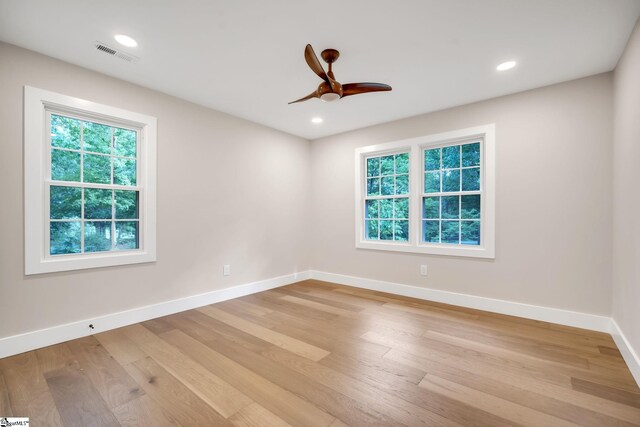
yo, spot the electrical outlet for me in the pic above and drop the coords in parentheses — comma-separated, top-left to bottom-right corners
(223, 264, 231, 276)
(420, 265, 428, 276)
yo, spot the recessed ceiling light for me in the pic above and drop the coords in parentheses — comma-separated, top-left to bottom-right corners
(311, 117, 323, 124)
(496, 61, 516, 71)
(114, 34, 138, 48)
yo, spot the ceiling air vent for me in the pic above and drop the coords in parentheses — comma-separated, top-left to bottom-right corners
(94, 41, 139, 63)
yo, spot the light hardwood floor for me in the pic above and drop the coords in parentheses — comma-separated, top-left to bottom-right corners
(1, 279, 639, 426)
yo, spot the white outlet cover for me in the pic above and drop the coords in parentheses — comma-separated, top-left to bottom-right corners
(223, 264, 231, 276)
(420, 265, 428, 276)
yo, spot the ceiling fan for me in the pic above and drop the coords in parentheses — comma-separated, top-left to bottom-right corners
(289, 44, 392, 104)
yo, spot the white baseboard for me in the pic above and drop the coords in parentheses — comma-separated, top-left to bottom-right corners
(0, 270, 311, 359)
(309, 271, 613, 333)
(611, 319, 640, 386)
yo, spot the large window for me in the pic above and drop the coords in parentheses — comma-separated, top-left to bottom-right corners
(355, 125, 495, 258)
(25, 86, 157, 274)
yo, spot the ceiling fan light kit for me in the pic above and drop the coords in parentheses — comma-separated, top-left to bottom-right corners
(289, 44, 392, 104)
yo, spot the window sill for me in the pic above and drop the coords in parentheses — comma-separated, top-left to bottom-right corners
(25, 250, 156, 275)
(356, 240, 495, 259)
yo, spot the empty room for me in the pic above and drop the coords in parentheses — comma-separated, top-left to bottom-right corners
(1, 0, 640, 425)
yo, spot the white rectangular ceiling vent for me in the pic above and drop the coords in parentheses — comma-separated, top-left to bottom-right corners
(94, 41, 139, 63)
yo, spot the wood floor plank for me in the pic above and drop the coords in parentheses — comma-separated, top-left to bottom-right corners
(198, 305, 331, 361)
(571, 377, 640, 408)
(279, 294, 359, 318)
(95, 328, 147, 365)
(160, 329, 336, 427)
(124, 323, 253, 418)
(385, 348, 640, 424)
(318, 348, 520, 426)
(599, 345, 623, 357)
(413, 355, 639, 427)
(260, 345, 459, 427)
(194, 328, 399, 426)
(422, 329, 637, 392)
(364, 330, 573, 388)
(419, 373, 578, 427)
(228, 402, 292, 427)
(65, 335, 145, 409)
(0, 351, 63, 426)
(45, 366, 119, 427)
(0, 373, 13, 417)
(124, 356, 231, 425)
(35, 344, 78, 374)
(274, 286, 364, 312)
(112, 394, 179, 426)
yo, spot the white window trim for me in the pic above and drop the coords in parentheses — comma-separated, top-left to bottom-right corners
(24, 86, 157, 275)
(354, 124, 495, 259)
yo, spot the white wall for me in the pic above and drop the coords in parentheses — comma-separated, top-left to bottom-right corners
(310, 73, 613, 315)
(0, 42, 311, 339)
(612, 19, 640, 359)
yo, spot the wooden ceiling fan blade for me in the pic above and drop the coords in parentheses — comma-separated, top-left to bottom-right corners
(288, 91, 319, 104)
(305, 44, 342, 94)
(341, 82, 392, 97)
(304, 44, 330, 84)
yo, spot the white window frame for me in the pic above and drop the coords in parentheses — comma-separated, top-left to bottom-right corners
(355, 124, 495, 258)
(24, 86, 157, 274)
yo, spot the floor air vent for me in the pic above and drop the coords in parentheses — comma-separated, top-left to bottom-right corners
(94, 42, 139, 63)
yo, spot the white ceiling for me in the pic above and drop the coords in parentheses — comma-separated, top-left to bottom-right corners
(1, 1, 639, 140)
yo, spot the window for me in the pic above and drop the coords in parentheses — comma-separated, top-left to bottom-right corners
(422, 142, 481, 245)
(364, 153, 410, 241)
(355, 125, 495, 258)
(25, 86, 157, 274)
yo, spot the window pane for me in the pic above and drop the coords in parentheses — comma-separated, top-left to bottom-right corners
(84, 153, 111, 184)
(424, 148, 440, 171)
(84, 188, 113, 219)
(114, 158, 137, 186)
(394, 220, 409, 241)
(381, 176, 394, 196)
(441, 196, 459, 219)
(113, 128, 136, 158)
(462, 167, 480, 191)
(366, 157, 380, 177)
(50, 186, 81, 219)
(462, 142, 480, 167)
(394, 198, 409, 219)
(115, 221, 139, 250)
(395, 174, 409, 195)
(365, 199, 379, 219)
(85, 221, 112, 252)
(50, 221, 81, 255)
(365, 219, 379, 240)
(461, 195, 481, 219)
(442, 145, 460, 169)
(83, 121, 112, 154)
(115, 190, 139, 219)
(380, 220, 393, 240)
(423, 220, 439, 243)
(380, 199, 393, 218)
(51, 115, 80, 150)
(442, 169, 460, 192)
(423, 196, 439, 219)
(442, 221, 460, 244)
(367, 178, 380, 196)
(395, 153, 409, 174)
(51, 149, 81, 182)
(424, 171, 440, 193)
(461, 221, 480, 245)
(380, 155, 394, 175)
